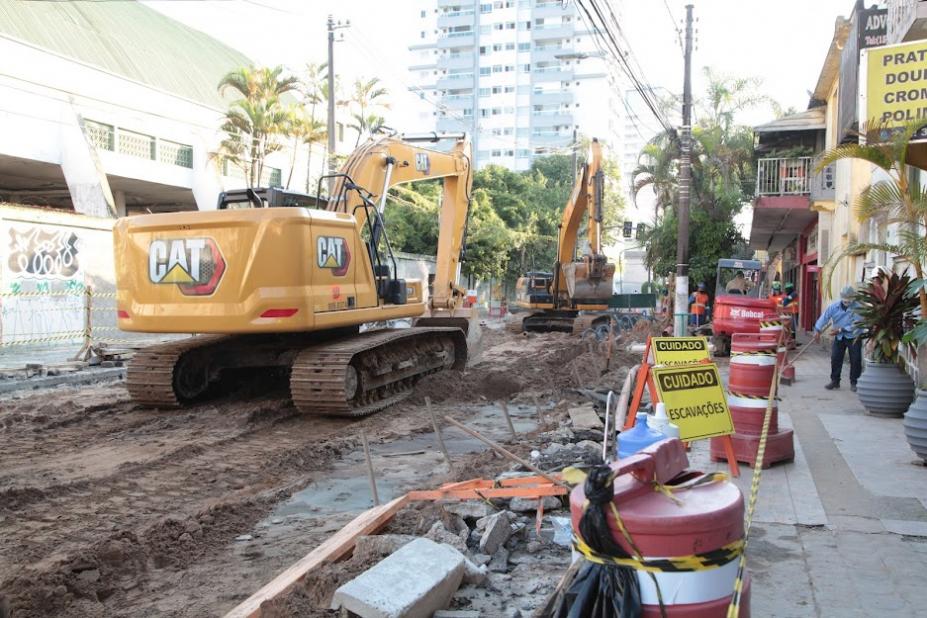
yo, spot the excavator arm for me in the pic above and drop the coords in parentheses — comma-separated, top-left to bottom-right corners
(327, 133, 473, 314)
(552, 138, 612, 307)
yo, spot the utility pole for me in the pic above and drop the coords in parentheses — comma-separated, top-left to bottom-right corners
(674, 4, 694, 337)
(326, 15, 349, 194)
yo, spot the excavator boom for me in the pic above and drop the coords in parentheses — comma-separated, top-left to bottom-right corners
(114, 133, 474, 415)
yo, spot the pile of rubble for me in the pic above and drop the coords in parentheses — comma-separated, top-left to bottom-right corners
(273, 402, 612, 617)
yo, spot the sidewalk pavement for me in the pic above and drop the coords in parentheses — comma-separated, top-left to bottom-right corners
(687, 343, 927, 617)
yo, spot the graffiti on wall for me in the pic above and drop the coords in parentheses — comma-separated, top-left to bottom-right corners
(7, 226, 81, 280)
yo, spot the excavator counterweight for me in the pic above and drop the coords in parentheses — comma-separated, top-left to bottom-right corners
(114, 134, 475, 415)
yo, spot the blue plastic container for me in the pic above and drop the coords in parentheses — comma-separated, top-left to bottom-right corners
(617, 413, 667, 459)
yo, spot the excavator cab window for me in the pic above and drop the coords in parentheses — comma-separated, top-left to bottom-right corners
(216, 187, 325, 210)
(717, 259, 762, 298)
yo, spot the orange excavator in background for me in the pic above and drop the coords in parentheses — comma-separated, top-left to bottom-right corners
(113, 133, 475, 416)
(513, 138, 615, 334)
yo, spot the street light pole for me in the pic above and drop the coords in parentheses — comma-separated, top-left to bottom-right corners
(674, 4, 694, 336)
(326, 15, 349, 194)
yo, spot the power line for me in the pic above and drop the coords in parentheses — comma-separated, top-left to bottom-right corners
(661, 0, 684, 49)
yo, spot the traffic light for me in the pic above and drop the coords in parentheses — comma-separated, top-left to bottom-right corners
(623, 221, 633, 238)
(636, 222, 647, 239)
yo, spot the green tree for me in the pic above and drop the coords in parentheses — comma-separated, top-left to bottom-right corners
(216, 65, 300, 187)
(349, 77, 390, 146)
(636, 70, 763, 291)
(284, 107, 326, 190)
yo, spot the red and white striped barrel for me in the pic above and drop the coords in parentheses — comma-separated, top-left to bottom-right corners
(727, 391, 779, 435)
(570, 440, 750, 617)
(729, 333, 778, 397)
(759, 320, 787, 368)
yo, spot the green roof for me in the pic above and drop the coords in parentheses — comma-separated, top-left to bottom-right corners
(0, 0, 252, 109)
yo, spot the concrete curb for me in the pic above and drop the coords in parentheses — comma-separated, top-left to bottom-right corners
(0, 367, 125, 394)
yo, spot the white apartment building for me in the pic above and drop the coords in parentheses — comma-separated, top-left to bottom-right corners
(408, 0, 623, 170)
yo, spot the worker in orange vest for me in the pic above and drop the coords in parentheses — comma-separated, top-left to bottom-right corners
(689, 282, 710, 328)
(780, 281, 799, 338)
(769, 281, 784, 305)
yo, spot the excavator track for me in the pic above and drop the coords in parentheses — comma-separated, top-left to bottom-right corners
(126, 335, 230, 408)
(290, 327, 466, 417)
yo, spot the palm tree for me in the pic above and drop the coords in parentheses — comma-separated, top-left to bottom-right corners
(631, 130, 680, 220)
(816, 119, 927, 317)
(284, 107, 326, 190)
(349, 77, 389, 146)
(216, 65, 299, 187)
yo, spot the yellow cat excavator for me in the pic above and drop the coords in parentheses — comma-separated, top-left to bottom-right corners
(513, 138, 615, 333)
(113, 133, 474, 416)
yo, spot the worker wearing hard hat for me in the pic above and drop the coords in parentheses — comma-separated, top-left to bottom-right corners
(769, 281, 784, 304)
(689, 282, 710, 327)
(780, 282, 800, 336)
(813, 285, 863, 391)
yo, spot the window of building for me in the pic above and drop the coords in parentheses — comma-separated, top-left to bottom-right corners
(480, 3, 492, 12)
(493, 1, 502, 8)
(503, 106, 514, 113)
(479, 46, 487, 55)
(505, 22, 516, 29)
(503, 127, 513, 135)
(524, 21, 531, 29)
(492, 107, 502, 115)
(504, 86, 515, 93)
(492, 65, 502, 73)
(479, 25, 491, 34)
(492, 86, 502, 94)
(420, 31, 426, 38)
(504, 65, 514, 72)
(518, 42, 530, 51)
(420, 10, 427, 17)
(522, 64, 531, 72)
(461, 108, 473, 117)
(505, 42, 515, 50)
(480, 109, 490, 117)
(517, 148, 530, 157)
(479, 88, 491, 96)
(491, 149, 502, 156)
(479, 67, 491, 75)
(494, 23, 504, 30)
(493, 43, 502, 51)
(505, 149, 514, 156)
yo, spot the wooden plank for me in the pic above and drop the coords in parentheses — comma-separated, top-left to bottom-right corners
(407, 485, 567, 501)
(224, 494, 410, 618)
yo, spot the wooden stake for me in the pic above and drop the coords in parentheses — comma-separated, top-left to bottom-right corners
(425, 396, 452, 469)
(499, 400, 517, 439)
(443, 415, 569, 489)
(360, 431, 380, 506)
(533, 395, 544, 426)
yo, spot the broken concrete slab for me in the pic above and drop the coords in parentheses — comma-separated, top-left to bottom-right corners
(568, 404, 603, 430)
(508, 496, 562, 513)
(442, 501, 496, 521)
(488, 547, 509, 573)
(425, 521, 469, 553)
(434, 611, 480, 618)
(331, 538, 466, 618)
(478, 511, 513, 555)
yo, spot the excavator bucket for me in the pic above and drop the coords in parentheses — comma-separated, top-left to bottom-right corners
(414, 308, 482, 359)
(561, 260, 616, 304)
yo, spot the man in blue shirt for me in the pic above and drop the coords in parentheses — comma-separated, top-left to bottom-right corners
(813, 285, 864, 391)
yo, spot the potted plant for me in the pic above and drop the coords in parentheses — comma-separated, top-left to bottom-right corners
(853, 270, 918, 417)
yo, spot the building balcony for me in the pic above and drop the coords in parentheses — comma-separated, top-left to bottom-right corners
(437, 54, 474, 70)
(442, 94, 475, 107)
(437, 11, 475, 29)
(438, 33, 475, 48)
(533, 3, 570, 18)
(531, 24, 576, 40)
(531, 68, 573, 82)
(887, 0, 927, 44)
(437, 73, 475, 89)
(756, 156, 834, 202)
(531, 90, 574, 105)
(531, 112, 573, 126)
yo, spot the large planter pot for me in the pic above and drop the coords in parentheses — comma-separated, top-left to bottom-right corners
(856, 360, 915, 417)
(903, 390, 927, 462)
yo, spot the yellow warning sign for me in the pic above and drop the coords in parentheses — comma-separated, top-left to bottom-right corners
(651, 364, 733, 441)
(650, 337, 711, 367)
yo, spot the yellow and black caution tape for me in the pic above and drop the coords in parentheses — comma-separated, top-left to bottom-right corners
(728, 390, 779, 401)
(726, 359, 780, 617)
(575, 534, 744, 573)
(731, 349, 776, 356)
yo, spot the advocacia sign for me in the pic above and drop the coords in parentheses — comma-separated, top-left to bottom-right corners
(861, 40, 927, 141)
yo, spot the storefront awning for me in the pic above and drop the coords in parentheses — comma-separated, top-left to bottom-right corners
(749, 196, 818, 252)
(754, 108, 826, 134)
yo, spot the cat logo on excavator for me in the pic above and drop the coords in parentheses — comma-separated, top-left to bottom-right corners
(316, 235, 350, 276)
(148, 238, 225, 296)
